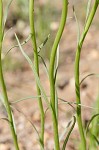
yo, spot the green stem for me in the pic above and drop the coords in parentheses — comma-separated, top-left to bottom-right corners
(0, 1, 19, 150)
(29, 0, 44, 147)
(49, 1, 68, 149)
(75, 1, 99, 149)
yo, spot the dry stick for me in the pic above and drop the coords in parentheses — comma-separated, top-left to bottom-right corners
(74, 1, 99, 149)
(0, 0, 19, 149)
(49, 0, 68, 149)
(29, 0, 45, 148)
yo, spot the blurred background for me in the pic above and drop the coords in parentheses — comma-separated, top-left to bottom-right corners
(0, 0, 99, 149)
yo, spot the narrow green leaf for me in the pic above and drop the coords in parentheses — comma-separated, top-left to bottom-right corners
(86, 113, 99, 134)
(38, 34, 50, 53)
(4, 34, 31, 57)
(62, 116, 76, 150)
(0, 117, 10, 123)
(58, 97, 76, 110)
(91, 134, 99, 145)
(59, 119, 72, 142)
(11, 105, 39, 138)
(59, 97, 98, 110)
(11, 95, 77, 111)
(80, 73, 99, 85)
(11, 95, 43, 104)
(38, 55, 49, 77)
(3, 27, 13, 40)
(44, 107, 49, 116)
(86, 0, 92, 22)
(15, 34, 50, 108)
(88, 131, 99, 146)
(77, 103, 98, 110)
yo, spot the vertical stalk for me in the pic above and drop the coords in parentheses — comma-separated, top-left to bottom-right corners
(74, 1, 99, 149)
(49, 0, 68, 149)
(0, 0, 19, 150)
(29, 0, 45, 147)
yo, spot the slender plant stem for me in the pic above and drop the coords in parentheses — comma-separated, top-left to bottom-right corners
(0, 1, 19, 150)
(29, 0, 45, 147)
(74, 1, 99, 149)
(49, 0, 68, 149)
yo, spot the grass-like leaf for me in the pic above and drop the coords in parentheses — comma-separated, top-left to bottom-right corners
(90, 133, 99, 145)
(59, 97, 98, 110)
(89, 132, 99, 145)
(0, 117, 10, 123)
(11, 105, 40, 138)
(85, 0, 92, 22)
(88, 131, 99, 149)
(11, 95, 43, 104)
(62, 116, 76, 150)
(80, 73, 99, 85)
(59, 118, 72, 142)
(58, 98, 76, 111)
(38, 55, 49, 77)
(4, 34, 31, 57)
(38, 34, 50, 53)
(15, 34, 50, 108)
(3, 27, 13, 40)
(86, 113, 99, 134)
